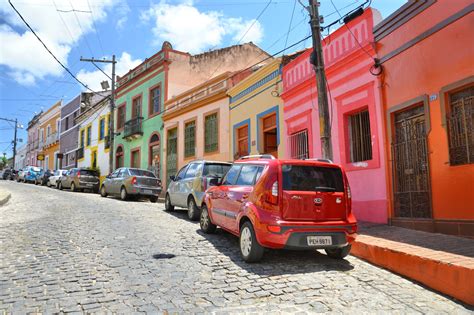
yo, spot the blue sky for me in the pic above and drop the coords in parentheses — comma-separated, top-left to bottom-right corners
(0, 0, 405, 159)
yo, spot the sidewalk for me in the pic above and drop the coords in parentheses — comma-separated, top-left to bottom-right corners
(352, 222, 474, 306)
(0, 188, 11, 206)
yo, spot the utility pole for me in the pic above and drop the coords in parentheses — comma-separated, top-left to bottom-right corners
(308, 0, 333, 160)
(80, 55, 117, 174)
(0, 117, 20, 168)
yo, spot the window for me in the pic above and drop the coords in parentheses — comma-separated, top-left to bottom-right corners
(129, 169, 156, 178)
(236, 124, 249, 158)
(65, 117, 69, 130)
(447, 86, 473, 165)
(149, 134, 160, 177)
(47, 125, 51, 137)
(167, 128, 178, 181)
(86, 126, 92, 146)
(80, 129, 85, 148)
(222, 165, 241, 185)
(117, 105, 126, 130)
(132, 96, 142, 119)
(184, 163, 202, 179)
(348, 110, 372, 162)
(184, 120, 196, 158)
(204, 113, 218, 153)
(289, 129, 309, 159)
(255, 166, 264, 182)
(176, 165, 188, 180)
(261, 113, 278, 157)
(235, 165, 259, 186)
(99, 117, 105, 140)
(203, 163, 231, 178)
(149, 86, 161, 115)
(115, 146, 124, 168)
(131, 149, 140, 168)
(282, 165, 344, 192)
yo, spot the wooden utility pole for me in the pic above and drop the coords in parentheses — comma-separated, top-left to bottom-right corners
(308, 0, 333, 160)
(80, 55, 117, 174)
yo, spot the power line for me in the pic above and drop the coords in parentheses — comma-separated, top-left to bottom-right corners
(67, 0, 94, 57)
(86, 0, 106, 56)
(282, 0, 297, 55)
(207, 0, 273, 80)
(8, 0, 105, 95)
(91, 61, 112, 80)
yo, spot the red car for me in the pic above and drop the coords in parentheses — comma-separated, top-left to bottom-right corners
(200, 155, 357, 263)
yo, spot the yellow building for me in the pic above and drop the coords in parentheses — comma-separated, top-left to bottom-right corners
(227, 58, 286, 159)
(38, 101, 61, 170)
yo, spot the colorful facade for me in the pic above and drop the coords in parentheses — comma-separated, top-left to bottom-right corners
(228, 58, 286, 160)
(114, 42, 270, 179)
(162, 72, 245, 187)
(25, 111, 42, 167)
(38, 101, 61, 170)
(375, 0, 473, 236)
(76, 93, 111, 183)
(59, 95, 81, 169)
(281, 8, 387, 223)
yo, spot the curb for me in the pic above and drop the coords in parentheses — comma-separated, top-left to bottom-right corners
(0, 190, 11, 206)
(351, 235, 474, 306)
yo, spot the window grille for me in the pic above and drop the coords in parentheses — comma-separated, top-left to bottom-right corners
(289, 129, 309, 159)
(184, 121, 196, 157)
(447, 86, 473, 165)
(205, 113, 218, 153)
(348, 110, 372, 162)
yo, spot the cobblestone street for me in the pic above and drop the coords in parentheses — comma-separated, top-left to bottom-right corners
(0, 181, 471, 314)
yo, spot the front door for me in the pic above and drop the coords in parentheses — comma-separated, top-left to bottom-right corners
(392, 105, 432, 218)
(166, 128, 178, 188)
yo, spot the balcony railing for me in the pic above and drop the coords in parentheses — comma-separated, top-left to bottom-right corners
(123, 116, 143, 139)
(44, 132, 59, 147)
(76, 147, 84, 160)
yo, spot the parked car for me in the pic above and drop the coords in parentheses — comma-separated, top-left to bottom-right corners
(100, 167, 162, 202)
(36, 169, 53, 186)
(199, 155, 357, 263)
(48, 169, 67, 188)
(19, 166, 43, 183)
(16, 168, 25, 182)
(0, 169, 7, 180)
(8, 169, 18, 181)
(58, 168, 100, 193)
(165, 160, 232, 220)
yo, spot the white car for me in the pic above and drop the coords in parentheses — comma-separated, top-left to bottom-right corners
(48, 169, 67, 188)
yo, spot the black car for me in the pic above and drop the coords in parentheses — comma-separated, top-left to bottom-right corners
(2, 169, 12, 180)
(36, 169, 54, 186)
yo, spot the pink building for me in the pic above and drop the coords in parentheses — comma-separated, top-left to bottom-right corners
(281, 8, 387, 223)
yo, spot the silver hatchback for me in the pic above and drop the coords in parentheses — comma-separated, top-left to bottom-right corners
(100, 167, 162, 202)
(165, 160, 231, 220)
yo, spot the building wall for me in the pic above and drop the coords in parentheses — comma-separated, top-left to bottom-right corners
(14, 144, 27, 170)
(39, 102, 61, 170)
(228, 59, 286, 160)
(281, 8, 387, 224)
(77, 104, 110, 183)
(376, 0, 473, 235)
(60, 95, 81, 169)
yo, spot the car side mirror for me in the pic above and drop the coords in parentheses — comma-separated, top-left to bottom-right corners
(169, 175, 176, 181)
(209, 177, 221, 186)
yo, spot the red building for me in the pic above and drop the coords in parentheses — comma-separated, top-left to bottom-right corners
(281, 8, 388, 223)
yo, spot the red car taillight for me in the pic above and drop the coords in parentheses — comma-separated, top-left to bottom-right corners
(266, 181, 279, 205)
(77, 170, 81, 177)
(131, 176, 137, 185)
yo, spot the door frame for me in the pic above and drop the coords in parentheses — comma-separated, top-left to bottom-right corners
(386, 94, 433, 222)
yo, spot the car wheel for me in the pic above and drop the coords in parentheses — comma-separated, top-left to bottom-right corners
(325, 244, 351, 259)
(120, 187, 128, 201)
(164, 194, 174, 211)
(149, 195, 158, 203)
(70, 182, 76, 192)
(58, 182, 63, 190)
(187, 197, 200, 221)
(200, 205, 216, 234)
(100, 185, 108, 197)
(240, 221, 264, 263)
(47, 181, 50, 187)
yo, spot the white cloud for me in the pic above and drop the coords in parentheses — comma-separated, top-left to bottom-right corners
(0, 0, 120, 85)
(76, 52, 142, 91)
(143, 1, 264, 54)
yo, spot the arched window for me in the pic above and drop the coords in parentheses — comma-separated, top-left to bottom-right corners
(115, 146, 124, 169)
(149, 133, 160, 177)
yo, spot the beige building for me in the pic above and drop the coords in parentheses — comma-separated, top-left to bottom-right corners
(38, 101, 61, 170)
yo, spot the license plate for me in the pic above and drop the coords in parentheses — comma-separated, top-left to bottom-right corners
(143, 189, 153, 194)
(307, 236, 332, 246)
(86, 183, 93, 186)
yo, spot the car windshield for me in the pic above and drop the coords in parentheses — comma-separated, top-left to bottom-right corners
(32, 167, 41, 172)
(129, 169, 156, 178)
(282, 164, 344, 192)
(203, 163, 231, 177)
(80, 169, 99, 177)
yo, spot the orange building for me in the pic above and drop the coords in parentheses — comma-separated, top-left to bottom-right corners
(376, 0, 473, 236)
(38, 101, 61, 170)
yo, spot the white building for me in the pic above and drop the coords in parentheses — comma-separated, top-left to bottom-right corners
(14, 144, 27, 170)
(75, 93, 111, 183)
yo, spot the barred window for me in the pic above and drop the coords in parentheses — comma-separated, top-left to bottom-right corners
(289, 129, 309, 159)
(204, 113, 218, 153)
(447, 86, 473, 165)
(184, 120, 196, 158)
(348, 110, 372, 162)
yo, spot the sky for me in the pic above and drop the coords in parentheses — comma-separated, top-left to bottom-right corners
(0, 0, 406, 159)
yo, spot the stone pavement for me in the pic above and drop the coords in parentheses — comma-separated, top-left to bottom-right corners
(0, 187, 10, 206)
(352, 222, 474, 305)
(0, 181, 472, 314)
